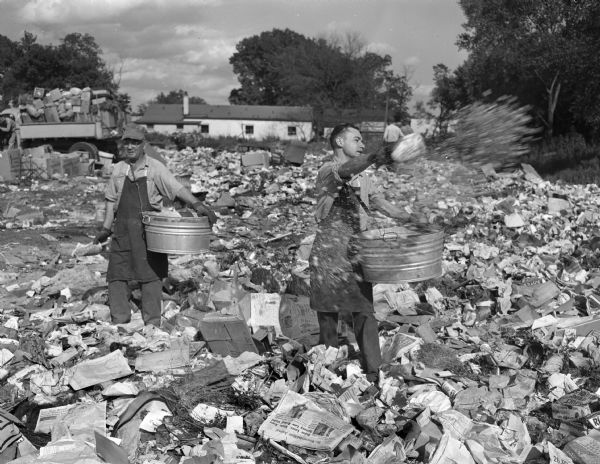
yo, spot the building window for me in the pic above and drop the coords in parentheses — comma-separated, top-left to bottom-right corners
(146, 124, 154, 130)
(200, 124, 209, 134)
(288, 126, 297, 136)
(176, 124, 184, 130)
(245, 125, 254, 135)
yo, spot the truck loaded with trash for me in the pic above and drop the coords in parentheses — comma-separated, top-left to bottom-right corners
(8, 86, 126, 162)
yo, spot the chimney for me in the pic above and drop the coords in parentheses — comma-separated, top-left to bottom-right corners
(183, 91, 189, 116)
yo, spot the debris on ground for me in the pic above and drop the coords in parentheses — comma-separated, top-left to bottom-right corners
(2, 143, 600, 463)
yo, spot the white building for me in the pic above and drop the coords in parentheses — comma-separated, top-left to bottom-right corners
(136, 95, 313, 141)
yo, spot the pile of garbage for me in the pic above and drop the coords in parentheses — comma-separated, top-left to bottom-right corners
(19, 86, 119, 124)
(2, 144, 600, 463)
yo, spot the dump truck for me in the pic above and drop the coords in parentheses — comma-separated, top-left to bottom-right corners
(7, 87, 127, 161)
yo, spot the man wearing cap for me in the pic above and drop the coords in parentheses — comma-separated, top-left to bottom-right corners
(94, 125, 216, 326)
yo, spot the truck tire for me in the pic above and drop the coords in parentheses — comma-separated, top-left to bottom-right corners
(69, 142, 99, 161)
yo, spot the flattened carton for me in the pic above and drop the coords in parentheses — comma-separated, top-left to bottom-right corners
(552, 389, 600, 421)
(198, 314, 258, 357)
(279, 294, 319, 343)
(563, 436, 600, 464)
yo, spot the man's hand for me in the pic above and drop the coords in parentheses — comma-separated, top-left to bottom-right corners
(371, 144, 394, 168)
(192, 202, 217, 226)
(410, 212, 429, 224)
(93, 227, 112, 244)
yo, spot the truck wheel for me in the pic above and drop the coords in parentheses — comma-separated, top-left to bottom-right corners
(69, 142, 99, 161)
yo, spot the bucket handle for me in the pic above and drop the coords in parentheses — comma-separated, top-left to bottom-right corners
(381, 231, 399, 241)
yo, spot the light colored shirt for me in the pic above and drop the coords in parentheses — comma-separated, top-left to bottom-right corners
(105, 151, 183, 212)
(383, 124, 403, 142)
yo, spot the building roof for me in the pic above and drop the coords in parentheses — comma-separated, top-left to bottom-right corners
(137, 104, 313, 124)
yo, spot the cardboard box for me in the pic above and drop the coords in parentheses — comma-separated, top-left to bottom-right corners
(33, 87, 45, 99)
(563, 436, 600, 464)
(31, 153, 87, 178)
(44, 105, 60, 123)
(135, 337, 190, 372)
(24, 145, 51, 158)
(199, 314, 258, 356)
(556, 317, 600, 337)
(279, 294, 319, 343)
(0, 149, 22, 181)
(241, 151, 270, 167)
(48, 88, 62, 102)
(100, 110, 116, 127)
(552, 389, 600, 421)
(283, 141, 307, 165)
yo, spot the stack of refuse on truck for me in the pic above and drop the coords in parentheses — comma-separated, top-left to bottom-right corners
(18, 86, 119, 127)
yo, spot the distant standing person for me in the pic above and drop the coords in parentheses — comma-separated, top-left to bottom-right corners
(94, 125, 216, 326)
(0, 115, 17, 149)
(383, 120, 414, 143)
(309, 123, 415, 382)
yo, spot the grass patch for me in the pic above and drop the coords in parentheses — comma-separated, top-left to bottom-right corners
(522, 133, 600, 184)
(416, 342, 471, 376)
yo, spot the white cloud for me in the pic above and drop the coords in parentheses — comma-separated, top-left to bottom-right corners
(325, 20, 353, 33)
(18, 0, 221, 24)
(0, 0, 466, 109)
(367, 42, 395, 55)
(404, 56, 421, 66)
(116, 55, 237, 106)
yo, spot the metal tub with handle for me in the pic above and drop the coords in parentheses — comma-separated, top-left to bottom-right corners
(141, 212, 212, 254)
(357, 225, 444, 283)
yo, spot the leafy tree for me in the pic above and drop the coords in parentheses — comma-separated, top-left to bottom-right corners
(424, 64, 470, 135)
(229, 28, 411, 126)
(0, 35, 17, 86)
(56, 33, 114, 91)
(454, 0, 600, 138)
(154, 89, 206, 104)
(229, 29, 313, 106)
(136, 103, 148, 116)
(116, 92, 131, 113)
(1, 31, 116, 105)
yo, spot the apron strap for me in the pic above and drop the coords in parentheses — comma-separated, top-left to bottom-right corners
(348, 184, 372, 217)
(128, 165, 149, 214)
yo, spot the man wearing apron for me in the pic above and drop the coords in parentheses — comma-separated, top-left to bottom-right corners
(95, 125, 216, 326)
(310, 123, 416, 382)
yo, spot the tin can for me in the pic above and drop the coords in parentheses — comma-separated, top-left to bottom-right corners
(441, 380, 462, 400)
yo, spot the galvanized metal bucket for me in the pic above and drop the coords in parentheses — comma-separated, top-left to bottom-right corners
(357, 225, 444, 283)
(142, 212, 211, 254)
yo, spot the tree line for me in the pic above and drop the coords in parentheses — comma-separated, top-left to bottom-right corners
(3, 4, 597, 143)
(0, 28, 411, 127)
(424, 0, 600, 141)
(0, 32, 135, 112)
(228, 29, 412, 124)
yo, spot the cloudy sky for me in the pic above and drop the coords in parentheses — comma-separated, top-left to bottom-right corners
(0, 0, 467, 110)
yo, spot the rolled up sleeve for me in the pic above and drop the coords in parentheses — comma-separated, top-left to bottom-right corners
(104, 174, 118, 202)
(314, 162, 344, 222)
(152, 161, 183, 201)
